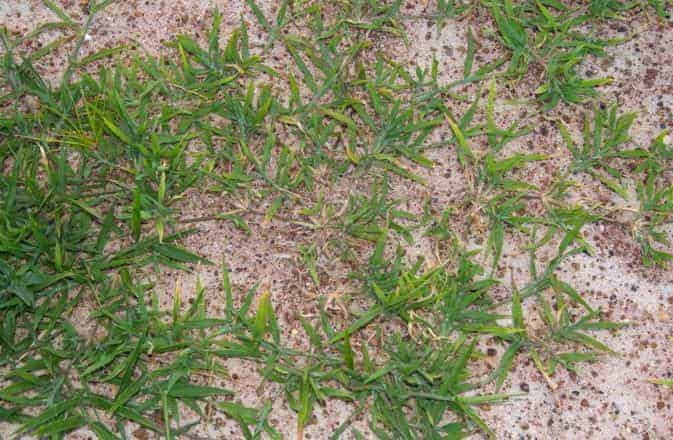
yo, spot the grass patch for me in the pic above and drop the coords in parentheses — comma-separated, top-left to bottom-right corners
(1, 0, 672, 438)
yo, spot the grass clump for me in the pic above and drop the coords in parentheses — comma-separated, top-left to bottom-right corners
(476, 0, 672, 109)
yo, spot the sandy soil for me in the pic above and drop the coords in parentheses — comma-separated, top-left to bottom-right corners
(1, 1, 672, 439)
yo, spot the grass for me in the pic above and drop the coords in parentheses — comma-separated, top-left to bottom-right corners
(483, 0, 669, 109)
(1, 0, 672, 438)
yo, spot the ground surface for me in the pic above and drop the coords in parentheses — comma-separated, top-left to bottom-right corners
(1, 1, 673, 439)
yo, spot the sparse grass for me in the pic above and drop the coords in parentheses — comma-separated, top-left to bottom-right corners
(481, 0, 669, 109)
(1, 0, 672, 439)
